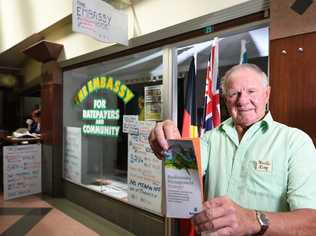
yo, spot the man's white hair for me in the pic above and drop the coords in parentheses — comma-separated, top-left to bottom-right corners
(221, 63, 269, 96)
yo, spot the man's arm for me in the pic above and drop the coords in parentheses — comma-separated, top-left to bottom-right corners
(148, 120, 181, 159)
(264, 208, 316, 236)
(191, 196, 316, 236)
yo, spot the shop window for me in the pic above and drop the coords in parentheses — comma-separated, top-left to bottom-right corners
(62, 25, 269, 214)
(63, 47, 163, 205)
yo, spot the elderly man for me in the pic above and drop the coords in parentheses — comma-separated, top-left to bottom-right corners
(148, 64, 316, 235)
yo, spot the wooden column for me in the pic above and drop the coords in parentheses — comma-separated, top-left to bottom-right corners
(23, 41, 64, 196)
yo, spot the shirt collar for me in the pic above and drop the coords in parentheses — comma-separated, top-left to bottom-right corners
(219, 111, 274, 133)
(261, 111, 273, 129)
(218, 112, 273, 146)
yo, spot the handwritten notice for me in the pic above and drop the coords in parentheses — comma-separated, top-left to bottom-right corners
(127, 121, 162, 214)
(64, 127, 82, 184)
(122, 115, 139, 134)
(3, 144, 41, 200)
(72, 0, 128, 45)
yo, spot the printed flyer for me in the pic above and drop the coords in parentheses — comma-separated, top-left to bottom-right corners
(164, 138, 203, 218)
(144, 85, 162, 121)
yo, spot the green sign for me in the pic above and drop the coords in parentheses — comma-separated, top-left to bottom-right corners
(74, 76, 134, 105)
(81, 99, 120, 137)
(73, 76, 135, 138)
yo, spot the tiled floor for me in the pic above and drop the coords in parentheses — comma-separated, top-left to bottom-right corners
(0, 193, 135, 236)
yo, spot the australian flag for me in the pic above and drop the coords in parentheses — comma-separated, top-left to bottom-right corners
(202, 37, 221, 133)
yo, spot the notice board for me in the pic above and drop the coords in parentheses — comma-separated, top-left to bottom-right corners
(3, 144, 41, 200)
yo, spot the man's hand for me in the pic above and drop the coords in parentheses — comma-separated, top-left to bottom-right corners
(148, 120, 181, 159)
(191, 196, 259, 236)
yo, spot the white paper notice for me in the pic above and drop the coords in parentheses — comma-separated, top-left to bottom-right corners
(127, 121, 162, 214)
(122, 115, 139, 134)
(64, 127, 82, 184)
(3, 144, 41, 200)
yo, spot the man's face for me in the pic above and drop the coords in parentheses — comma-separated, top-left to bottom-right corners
(224, 68, 270, 128)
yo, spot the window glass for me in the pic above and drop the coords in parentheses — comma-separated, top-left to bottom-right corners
(63, 47, 163, 202)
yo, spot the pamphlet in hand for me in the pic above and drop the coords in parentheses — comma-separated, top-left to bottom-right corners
(164, 138, 203, 218)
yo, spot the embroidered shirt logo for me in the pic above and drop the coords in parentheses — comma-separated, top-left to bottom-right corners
(255, 160, 272, 172)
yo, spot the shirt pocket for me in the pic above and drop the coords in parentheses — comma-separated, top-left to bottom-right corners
(244, 160, 287, 211)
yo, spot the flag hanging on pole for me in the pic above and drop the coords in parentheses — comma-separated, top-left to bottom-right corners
(182, 56, 198, 138)
(202, 37, 221, 134)
(180, 56, 198, 236)
(239, 39, 248, 64)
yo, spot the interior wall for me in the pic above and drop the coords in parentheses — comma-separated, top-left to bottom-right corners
(25, 0, 249, 60)
(270, 32, 316, 144)
(126, 0, 249, 38)
(2, 90, 20, 131)
(21, 0, 250, 83)
(23, 59, 42, 86)
(0, 0, 72, 53)
(22, 96, 41, 118)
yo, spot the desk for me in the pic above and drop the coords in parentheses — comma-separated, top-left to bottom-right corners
(4, 136, 41, 145)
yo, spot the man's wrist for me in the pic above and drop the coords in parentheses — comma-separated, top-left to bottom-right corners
(253, 210, 270, 235)
(249, 210, 261, 235)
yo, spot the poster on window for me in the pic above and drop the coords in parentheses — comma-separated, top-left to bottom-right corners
(63, 127, 82, 184)
(144, 85, 162, 121)
(127, 120, 162, 214)
(122, 115, 139, 134)
(3, 144, 41, 200)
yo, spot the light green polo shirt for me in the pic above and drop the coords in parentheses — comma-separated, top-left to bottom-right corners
(201, 112, 316, 212)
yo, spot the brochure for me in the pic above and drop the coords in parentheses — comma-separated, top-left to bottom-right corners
(164, 138, 203, 218)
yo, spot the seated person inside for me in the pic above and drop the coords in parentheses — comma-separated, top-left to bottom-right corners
(29, 109, 41, 134)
